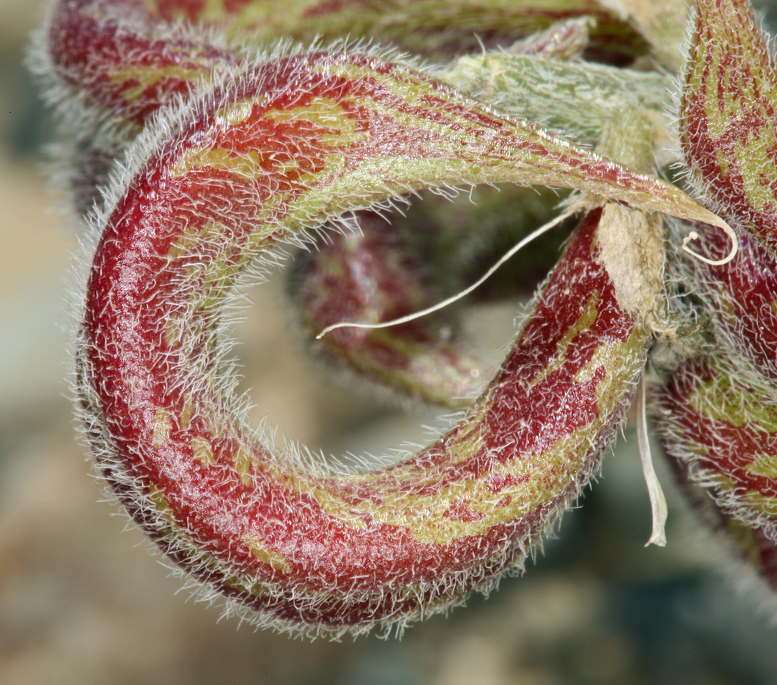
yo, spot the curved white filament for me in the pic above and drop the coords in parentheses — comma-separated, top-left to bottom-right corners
(681, 218, 738, 266)
(316, 208, 575, 339)
(638, 378, 668, 547)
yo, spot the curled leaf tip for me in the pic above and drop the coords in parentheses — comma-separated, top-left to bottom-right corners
(682, 218, 738, 266)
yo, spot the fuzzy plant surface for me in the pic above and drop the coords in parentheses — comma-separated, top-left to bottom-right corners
(30, 0, 777, 637)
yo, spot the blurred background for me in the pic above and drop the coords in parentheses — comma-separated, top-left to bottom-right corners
(3, 1, 777, 683)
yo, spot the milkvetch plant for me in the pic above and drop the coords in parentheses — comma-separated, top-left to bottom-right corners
(30, 0, 777, 637)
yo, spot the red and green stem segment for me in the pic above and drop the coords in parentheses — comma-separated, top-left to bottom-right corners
(76, 50, 663, 634)
(44, 0, 753, 634)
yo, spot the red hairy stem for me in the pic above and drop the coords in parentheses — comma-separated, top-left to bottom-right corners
(83, 0, 649, 62)
(48, 0, 237, 123)
(656, 356, 777, 544)
(681, 0, 777, 252)
(674, 222, 777, 383)
(46, 0, 650, 129)
(661, 425, 777, 596)
(45, 0, 595, 409)
(43, 0, 748, 635)
(46, 0, 727, 228)
(75, 48, 656, 632)
(81, 195, 648, 632)
(656, 0, 777, 608)
(655, 355, 777, 589)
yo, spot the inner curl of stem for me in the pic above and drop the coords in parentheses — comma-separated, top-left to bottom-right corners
(316, 207, 574, 340)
